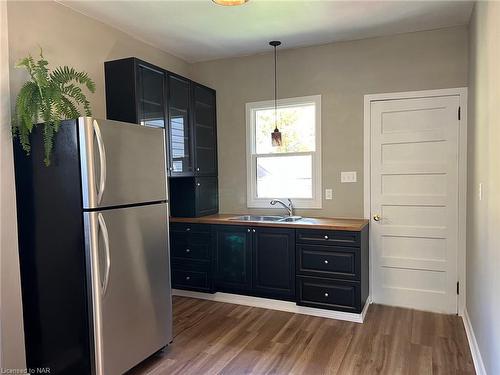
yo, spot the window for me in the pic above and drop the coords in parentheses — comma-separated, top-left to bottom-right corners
(246, 95, 322, 208)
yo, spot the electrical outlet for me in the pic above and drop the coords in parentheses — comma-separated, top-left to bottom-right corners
(341, 171, 357, 183)
(325, 189, 333, 200)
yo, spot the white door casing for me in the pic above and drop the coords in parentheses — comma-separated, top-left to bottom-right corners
(364, 88, 467, 315)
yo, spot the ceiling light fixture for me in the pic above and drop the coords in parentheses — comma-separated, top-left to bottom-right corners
(270, 40, 282, 147)
(212, 0, 249, 6)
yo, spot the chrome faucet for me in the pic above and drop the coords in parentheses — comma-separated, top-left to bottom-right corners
(270, 199, 294, 217)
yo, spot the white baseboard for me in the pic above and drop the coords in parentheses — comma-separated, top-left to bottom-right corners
(172, 289, 371, 323)
(462, 309, 487, 375)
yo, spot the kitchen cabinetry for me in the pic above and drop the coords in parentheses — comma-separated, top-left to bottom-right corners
(170, 222, 213, 293)
(105, 58, 219, 217)
(192, 83, 218, 176)
(212, 225, 253, 293)
(295, 227, 369, 313)
(212, 225, 295, 300)
(252, 227, 295, 300)
(169, 217, 368, 315)
(105, 58, 167, 128)
(169, 176, 218, 217)
(167, 74, 193, 176)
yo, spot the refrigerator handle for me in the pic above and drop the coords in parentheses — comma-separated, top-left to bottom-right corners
(97, 213, 111, 296)
(93, 119, 107, 205)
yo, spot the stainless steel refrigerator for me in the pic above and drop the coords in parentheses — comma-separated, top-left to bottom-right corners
(14, 117, 172, 375)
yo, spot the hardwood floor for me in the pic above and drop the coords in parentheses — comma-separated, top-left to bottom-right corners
(128, 296, 475, 375)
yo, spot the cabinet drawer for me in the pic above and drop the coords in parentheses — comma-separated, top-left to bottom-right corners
(172, 268, 210, 291)
(296, 229, 360, 247)
(297, 244, 360, 280)
(171, 241, 210, 260)
(296, 276, 361, 313)
(170, 222, 210, 234)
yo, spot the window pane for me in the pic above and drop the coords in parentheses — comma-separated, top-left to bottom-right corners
(257, 155, 312, 198)
(255, 104, 315, 154)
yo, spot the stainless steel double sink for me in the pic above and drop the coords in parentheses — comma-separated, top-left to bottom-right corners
(229, 215, 304, 223)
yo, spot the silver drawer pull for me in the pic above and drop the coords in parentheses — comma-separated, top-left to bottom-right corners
(324, 292, 329, 297)
(186, 249, 191, 253)
(324, 235, 329, 239)
(196, 167, 200, 171)
(186, 228, 191, 232)
(324, 260, 329, 264)
(186, 276, 191, 280)
(196, 182, 201, 187)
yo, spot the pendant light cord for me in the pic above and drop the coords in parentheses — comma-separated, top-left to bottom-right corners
(274, 44, 278, 131)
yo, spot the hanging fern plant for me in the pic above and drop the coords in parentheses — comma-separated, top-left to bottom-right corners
(12, 49, 95, 166)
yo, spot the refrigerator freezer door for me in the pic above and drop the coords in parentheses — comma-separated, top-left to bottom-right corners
(79, 117, 167, 209)
(84, 203, 172, 375)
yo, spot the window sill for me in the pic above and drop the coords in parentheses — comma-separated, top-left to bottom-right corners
(247, 200, 323, 210)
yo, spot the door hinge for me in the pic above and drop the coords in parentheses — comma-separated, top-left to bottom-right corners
(457, 281, 460, 295)
(458, 106, 461, 120)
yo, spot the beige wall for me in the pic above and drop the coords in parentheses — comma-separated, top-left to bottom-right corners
(3, 0, 191, 368)
(191, 26, 468, 218)
(1, 1, 26, 370)
(7, 1, 191, 119)
(467, 2, 500, 374)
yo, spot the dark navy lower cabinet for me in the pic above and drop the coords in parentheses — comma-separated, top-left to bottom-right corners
(295, 226, 369, 313)
(170, 221, 369, 314)
(213, 225, 253, 294)
(252, 227, 295, 301)
(170, 222, 214, 293)
(296, 276, 361, 313)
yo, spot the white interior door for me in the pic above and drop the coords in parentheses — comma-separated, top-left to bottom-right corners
(370, 95, 460, 314)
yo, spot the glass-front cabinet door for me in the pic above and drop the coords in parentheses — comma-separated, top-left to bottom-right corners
(213, 225, 252, 293)
(168, 74, 193, 176)
(137, 64, 165, 128)
(192, 83, 217, 176)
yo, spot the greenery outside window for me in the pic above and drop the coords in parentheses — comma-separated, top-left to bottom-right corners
(246, 95, 322, 209)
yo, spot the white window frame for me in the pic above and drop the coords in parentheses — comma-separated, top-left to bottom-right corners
(245, 95, 322, 209)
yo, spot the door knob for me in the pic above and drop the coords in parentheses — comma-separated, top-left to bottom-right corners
(373, 214, 381, 222)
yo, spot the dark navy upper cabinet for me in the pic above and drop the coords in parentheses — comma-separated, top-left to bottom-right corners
(213, 225, 253, 293)
(252, 227, 295, 301)
(168, 74, 194, 176)
(137, 64, 166, 128)
(105, 58, 169, 174)
(105, 58, 167, 128)
(105, 58, 219, 217)
(192, 83, 217, 176)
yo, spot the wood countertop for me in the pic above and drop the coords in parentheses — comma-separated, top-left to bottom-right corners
(170, 214, 368, 231)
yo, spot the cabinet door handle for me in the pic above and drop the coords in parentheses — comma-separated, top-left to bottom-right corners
(252, 229, 256, 233)
(324, 292, 329, 297)
(247, 229, 251, 232)
(196, 167, 200, 172)
(186, 248, 191, 253)
(324, 260, 329, 264)
(186, 228, 191, 232)
(196, 182, 201, 187)
(185, 276, 191, 281)
(324, 235, 329, 240)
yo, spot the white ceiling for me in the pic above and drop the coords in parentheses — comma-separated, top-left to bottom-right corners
(60, 0, 474, 63)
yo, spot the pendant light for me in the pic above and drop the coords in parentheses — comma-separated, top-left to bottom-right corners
(270, 40, 282, 147)
(212, 0, 248, 5)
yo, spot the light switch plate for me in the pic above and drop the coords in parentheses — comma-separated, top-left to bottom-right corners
(341, 171, 357, 183)
(325, 189, 333, 200)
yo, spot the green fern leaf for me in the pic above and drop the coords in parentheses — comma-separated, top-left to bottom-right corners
(13, 50, 95, 165)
